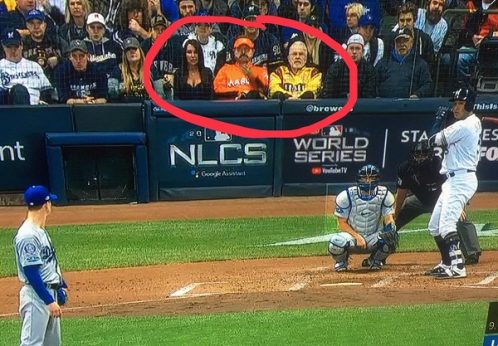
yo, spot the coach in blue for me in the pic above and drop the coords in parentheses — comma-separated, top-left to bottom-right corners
(14, 185, 67, 346)
(54, 39, 108, 104)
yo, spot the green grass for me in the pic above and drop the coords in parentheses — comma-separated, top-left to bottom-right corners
(0, 302, 489, 345)
(1, 210, 497, 277)
(1, 212, 497, 345)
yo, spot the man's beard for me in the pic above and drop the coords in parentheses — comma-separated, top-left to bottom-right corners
(427, 10, 442, 24)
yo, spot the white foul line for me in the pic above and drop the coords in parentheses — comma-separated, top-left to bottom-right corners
(169, 283, 201, 297)
(477, 272, 498, 286)
(321, 283, 362, 287)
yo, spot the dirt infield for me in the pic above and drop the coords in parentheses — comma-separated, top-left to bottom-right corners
(1, 193, 497, 318)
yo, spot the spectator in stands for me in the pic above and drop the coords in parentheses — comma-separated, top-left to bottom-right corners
(255, 0, 279, 35)
(280, 0, 325, 45)
(214, 35, 268, 99)
(159, 0, 180, 22)
(141, 13, 168, 54)
(322, 34, 375, 98)
(277, 0, 298, 20)
(376, 27, 433, 98)
(59, 0, 91, 43)
(358, 14, 383, 66)
(38, 0, 65, 26)
(270, 35, 322, 99)
(455, 0, 498, 82)
(327, 0, 381, 41)
(114, 0, 151, 48)
(385, 2, 435, 67)
(173, 39, 213, 99)
(187, 19, 225, 74)
(0, 27, 53, 104)
(88, 0, 120, 30)
(415, 0, 447, 54)
(141, 14, 180, 100)
(23, 10, 66, 82)
(0, 0, 58, 38)
(331, 2, 364, 44)
(54, 39, 108, 104)
(109, 37, 148, 102)
(302, 15, 334, 75)
(199, 0, 228, 17)
(176, 0, 197, 36)
(84, 12, 121, 78)
(226, 5, 283, 73)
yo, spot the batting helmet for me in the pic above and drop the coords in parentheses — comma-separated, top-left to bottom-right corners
(450, 87, 476, 112)
(357, 164, 380, 201)
(410, 139, 432, 164)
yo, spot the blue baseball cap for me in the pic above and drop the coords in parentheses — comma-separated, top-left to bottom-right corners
(26, 9, 45, 22)
(1, 28, 22, 47)
(24, 185, 57, 206)
(359, 14, 375, 28)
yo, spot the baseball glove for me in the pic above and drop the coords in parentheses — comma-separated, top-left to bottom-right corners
(57, 288, 68, 305)
(379, 223, 399, 252)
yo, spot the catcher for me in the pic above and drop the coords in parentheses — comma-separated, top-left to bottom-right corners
(329, 164, 398, 272)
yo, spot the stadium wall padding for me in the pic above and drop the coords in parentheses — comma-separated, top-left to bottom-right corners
(1, 97, 497, 204)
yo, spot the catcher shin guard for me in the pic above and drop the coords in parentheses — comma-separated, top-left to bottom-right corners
(435, 233, 467, 279)
(369, 240, 390, 270)
(328, 235, 350, 272)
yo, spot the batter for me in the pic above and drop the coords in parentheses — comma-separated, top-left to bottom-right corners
(427, 87, 482, 279)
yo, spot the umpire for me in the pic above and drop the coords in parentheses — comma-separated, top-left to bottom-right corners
(394, 140, 481, 265)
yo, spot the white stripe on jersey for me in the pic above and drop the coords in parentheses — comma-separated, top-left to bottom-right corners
(0, 58, 52, 104)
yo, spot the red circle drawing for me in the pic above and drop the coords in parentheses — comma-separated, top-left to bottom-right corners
(143, 15, 358, 138)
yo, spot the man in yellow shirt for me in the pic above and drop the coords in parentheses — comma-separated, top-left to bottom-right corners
(269, 34, 322, 99)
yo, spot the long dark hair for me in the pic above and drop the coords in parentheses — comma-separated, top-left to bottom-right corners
(119, 0, 150, 31)
(181, 39, 206, 73)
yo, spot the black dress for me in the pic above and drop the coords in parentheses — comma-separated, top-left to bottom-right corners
(173, 67, 214, 100)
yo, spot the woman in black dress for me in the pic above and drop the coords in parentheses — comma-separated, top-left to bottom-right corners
(173, 39, 214, 100)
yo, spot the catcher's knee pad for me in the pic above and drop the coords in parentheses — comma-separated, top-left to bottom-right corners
(328, 235, 349, 256)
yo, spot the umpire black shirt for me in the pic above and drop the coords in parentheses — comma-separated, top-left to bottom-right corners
(397, 156, 446, 207)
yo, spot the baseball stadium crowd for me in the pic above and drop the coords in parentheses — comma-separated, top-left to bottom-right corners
(0, 0, 497, 105)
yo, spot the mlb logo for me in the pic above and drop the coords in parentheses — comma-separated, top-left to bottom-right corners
(204, 129, 232, 142)
(311, 167, 322, 175)
(321, 125, 343, 137)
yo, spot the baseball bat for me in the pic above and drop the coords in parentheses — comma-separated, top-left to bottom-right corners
(481, 117, 498, 125)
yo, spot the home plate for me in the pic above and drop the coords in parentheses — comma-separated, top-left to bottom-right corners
(321, 283, 363, 287)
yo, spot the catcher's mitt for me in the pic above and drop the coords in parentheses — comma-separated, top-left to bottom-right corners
(379, 223, 399, 252)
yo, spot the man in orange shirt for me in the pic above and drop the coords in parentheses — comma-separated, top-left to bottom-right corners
(214, 36, 268, 99)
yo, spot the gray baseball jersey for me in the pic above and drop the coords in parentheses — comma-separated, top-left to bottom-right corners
(14, 220, 62, 346)
(14, 220, 62, 285)
(334, 185, 395, 235)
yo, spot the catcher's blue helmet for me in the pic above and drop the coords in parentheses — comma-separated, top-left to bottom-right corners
(357, 164, 380, 201)
(450, 87, 476, 112)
